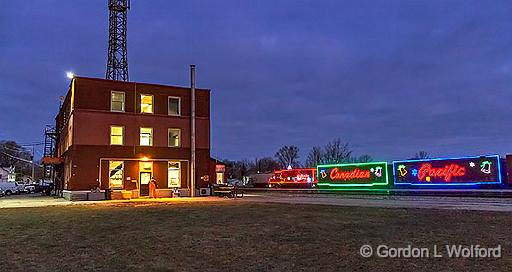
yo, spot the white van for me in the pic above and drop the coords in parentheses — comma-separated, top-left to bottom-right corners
(0, 182, 20, 196)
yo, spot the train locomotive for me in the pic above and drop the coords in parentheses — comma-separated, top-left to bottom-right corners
(268, 168, 317, 188)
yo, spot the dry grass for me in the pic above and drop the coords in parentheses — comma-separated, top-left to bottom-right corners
(0, 201, 511, 271)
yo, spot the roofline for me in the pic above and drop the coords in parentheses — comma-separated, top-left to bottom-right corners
(73, 76, 211, 92)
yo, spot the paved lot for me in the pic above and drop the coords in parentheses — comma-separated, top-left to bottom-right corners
(0, 194, 229, 209)
(2, 193, 512, 211)
(241, 192, 512, 212)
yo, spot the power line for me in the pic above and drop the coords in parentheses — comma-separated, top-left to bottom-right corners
(18, 142, 45, 146)
(0, 150, 38, 165)
(0, 145, 30, 154)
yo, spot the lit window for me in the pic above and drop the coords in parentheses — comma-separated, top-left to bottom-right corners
(109, 161, 124, 189)
(140, 127, 153, 146)
(110, 126, 124, 145)
(111, 91, 125, 112)
(168, 97, 180, 115)
(168, 161, 180, 188)
(168, 128, 180, 147)
(141, 94, 153, 113)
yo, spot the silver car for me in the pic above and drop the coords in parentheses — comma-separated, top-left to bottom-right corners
(23, 185, 36, 194)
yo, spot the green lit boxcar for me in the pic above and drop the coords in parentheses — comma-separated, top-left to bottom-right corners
(316, 162, 391, 190)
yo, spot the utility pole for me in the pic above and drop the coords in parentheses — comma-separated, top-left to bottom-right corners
(190, 65, 196, 197)
(106, 0, 130, 81)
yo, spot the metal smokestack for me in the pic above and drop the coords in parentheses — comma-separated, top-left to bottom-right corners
(190, 65, 196, 197)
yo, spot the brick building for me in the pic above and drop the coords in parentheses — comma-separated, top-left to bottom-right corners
(50, 76, 222, 200)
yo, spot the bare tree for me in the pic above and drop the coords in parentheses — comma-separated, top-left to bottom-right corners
(322, 138, 352, 164)
(223, 159, 253, 180)
(305, 146, 323, 167)
(414, 151, 429, 159)
(275, 145, 300, 168)
(351, 154, 373, 163)
(0, 140, 33, 176)
(253, 157, 280, 173)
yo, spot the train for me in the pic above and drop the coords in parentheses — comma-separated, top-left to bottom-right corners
(268, 168, 317, 188)
(266, 154, 511, 189)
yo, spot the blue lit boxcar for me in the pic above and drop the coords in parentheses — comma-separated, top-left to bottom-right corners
(392, 155, 505, 189)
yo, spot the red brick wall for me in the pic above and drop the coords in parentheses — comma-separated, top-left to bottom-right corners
(56, 77, 211, 192)
(73, 77, 210, 118)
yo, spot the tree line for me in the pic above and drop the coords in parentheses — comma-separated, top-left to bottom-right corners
(0, 140, 42, 180)
(223, 138, 394, 180)
(222, 137, 431, 180)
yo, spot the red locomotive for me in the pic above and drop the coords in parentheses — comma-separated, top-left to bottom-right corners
(268, 168, 317, 188)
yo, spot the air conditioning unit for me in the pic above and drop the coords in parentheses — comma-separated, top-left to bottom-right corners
(199, 188, 210, 196)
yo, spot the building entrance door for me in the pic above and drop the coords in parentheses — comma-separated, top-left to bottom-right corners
(140, 172, 151, 196)
(216, 172, 224, 184)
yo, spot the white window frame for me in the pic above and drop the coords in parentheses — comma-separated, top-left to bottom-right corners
(168, 161, 181, 188)
(140, 94, 154, 114)
(110, 91, 125, 112)
(168, 128, 181, 147)
(139, 127, 153, 146)
(168, 96, 181, 116)
(110, 125, 124, 145)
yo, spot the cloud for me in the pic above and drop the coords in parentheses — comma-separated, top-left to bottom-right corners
(2, 0, 512, 161)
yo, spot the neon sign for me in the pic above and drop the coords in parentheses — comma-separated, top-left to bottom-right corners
(393, 155, 501, 186)
(330, 168, 371, 180)
(317, 162, 389, 187)
(417, 163, 465, 182)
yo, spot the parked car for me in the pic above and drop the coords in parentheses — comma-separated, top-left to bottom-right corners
(0, 182, 20, 196)
(226, 179, 243, 186)
(37, 183, 54, 196)
(22, 184, 36, 194)
(0, 188, 4, 197)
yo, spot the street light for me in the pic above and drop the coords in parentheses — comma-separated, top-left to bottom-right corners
(66, 71, 75, 79)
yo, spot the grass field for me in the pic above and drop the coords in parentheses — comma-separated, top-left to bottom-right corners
(0, 201, 511, 271)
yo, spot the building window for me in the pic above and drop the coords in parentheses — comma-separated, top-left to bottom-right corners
(111, 91, 125, 112)
(109, 161, 124, 189)
(140, 127, 153, 146)
(110, 126, 124, 145)
(216, 172, 224, 184)
(168, 97, 180, 116)
(168, 161, 180, 188)
(168, 128, 181, 147)
(141, 94, 153, 113)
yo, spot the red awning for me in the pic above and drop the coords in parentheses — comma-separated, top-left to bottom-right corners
(42, 157, 64, 165)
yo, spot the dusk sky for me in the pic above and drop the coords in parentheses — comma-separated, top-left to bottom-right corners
(1, 0, 512, 162)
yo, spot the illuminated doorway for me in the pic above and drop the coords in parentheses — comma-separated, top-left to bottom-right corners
(139, 161, 153, 197)
(216, 172, 224, 184)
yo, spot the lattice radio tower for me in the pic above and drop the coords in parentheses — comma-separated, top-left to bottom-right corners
(106, 0, 130, 81)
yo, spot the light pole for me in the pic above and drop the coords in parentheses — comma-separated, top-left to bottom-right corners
(31, 146, 35, 183)
(190, 65, 196, 197)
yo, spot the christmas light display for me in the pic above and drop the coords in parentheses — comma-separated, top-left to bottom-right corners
(269, 168, 317, 187)
(393, 155, 501, 186)
(317, 162, 389, 187)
